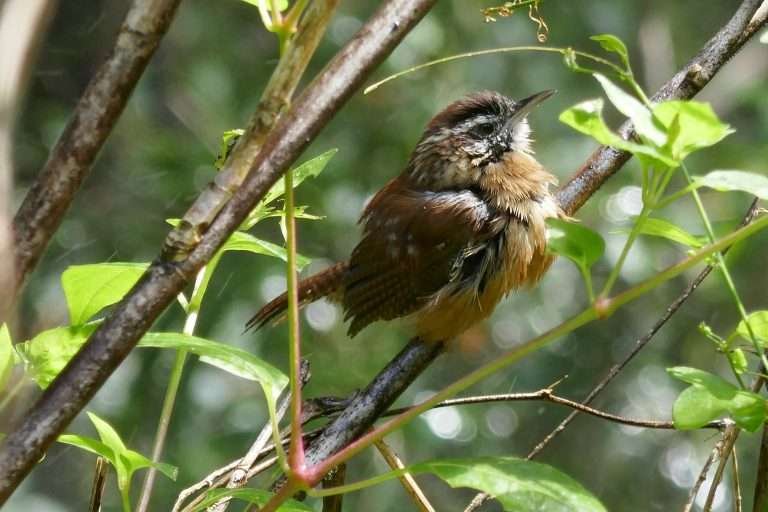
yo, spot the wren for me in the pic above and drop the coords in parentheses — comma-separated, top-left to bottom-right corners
(248, 90, 563, 342)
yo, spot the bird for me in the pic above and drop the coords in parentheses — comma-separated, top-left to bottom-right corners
(247, 90, 563, 343)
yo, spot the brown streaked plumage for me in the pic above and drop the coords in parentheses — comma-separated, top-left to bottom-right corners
(248, 90, 563, 342)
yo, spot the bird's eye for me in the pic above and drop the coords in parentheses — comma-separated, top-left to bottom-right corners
(471, 122, 495, 138)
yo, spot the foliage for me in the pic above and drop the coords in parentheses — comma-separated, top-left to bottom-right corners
(58, 412, 177, 511)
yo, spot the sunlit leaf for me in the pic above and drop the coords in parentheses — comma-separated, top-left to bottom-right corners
(412, 457, 606, 512)
(728, 348, 748, 375)
(215, 128, 244, 169)
(238, 0, 288, 10)
(632, 217, 705, 248)
(222, 231, 311, 270)
(139, 332, 288, 398)
(559, 99, 677, 167)
(16, 324, 98, 388)
(735, 310, 768, 344)
(592, 74, 665, 145)
(590, 34, 629, 69)
(120, 450, 178, 481)
(653, 101, 734, 160)
(668, 366, 766, 431)
(546, 218, 605, 270)
(0, 324, 14, 391)
(58, 434, 115, 461)
(260, 148, 338, 206)
(191, 489, 312, 512)
(62, 263, 148, 325)
(694, 170, 768, 200)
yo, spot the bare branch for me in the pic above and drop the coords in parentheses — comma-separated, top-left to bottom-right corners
(386, 391, 725, 431)
(374, 440, 436, 512)
(0, 0, 56, 322)
(683, 436, 723, 512)
(302, 0, 768, 486)
(88, 456, 108, 512)
(12, 0, 182, 296)
(321, 463, 347, 512)
(752, 421, 768, 512)
(0, 0, 438, 503)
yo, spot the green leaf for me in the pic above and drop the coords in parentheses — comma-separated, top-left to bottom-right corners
(60, 412, 177, 495)
(592, 74, 665, 145)
(260, 148, 337, 206)
(120, 450, 178, 481)
(139, 332, 288, 398)
(412, 457, 606, 512)
(239, 0, 289, 11)
(191, 489, 312, 512)
(694, 170, 768, 200)
(16, 324, 98, 388)
(546, 218, 605, 270)
(668, 366, 766, 431)
(215, 129, 244, 170)
(728, 348, 748, 375)
(0, 324, 14, 391)
(62, 263, 148, 325)
(653, 101, 734, 160)
(633, 217, 706, 248)
(735, 310, 768, 344)
(222, 231, 311, 270)
(590, 34, 630, 69)
(559, 99, 677, 167)
(58, 434, 115, 461)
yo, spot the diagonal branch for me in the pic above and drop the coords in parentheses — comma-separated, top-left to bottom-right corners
(0, 0, 438, 504)
(300, 0, 768, 486)
(0, 0, 57, 323)
(12, 0, 183, 296)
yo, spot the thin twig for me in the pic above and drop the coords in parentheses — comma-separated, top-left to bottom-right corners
(0, 0, 56, 323)
(0, 0, 438, 501)
(752, 420, 768, 512)
(321, 463, 347, 512)
(386, 391, 724, 430)
(12, 0, 182, 296)
(204, 360, 310, 512)
(374, 440, 436, 512)
(683, 436, 723, 512)
(733, 445, 742, 512)
(88, 457, 108, 512)
(704, 424, 740, 512)
(703, 375, 766, 512)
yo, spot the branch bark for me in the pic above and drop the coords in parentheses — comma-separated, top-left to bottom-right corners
(11, 0, 182, 297)
(0, 0, 57, 323)
(301, 0, 768, 487)
(0, 0, 438, 503)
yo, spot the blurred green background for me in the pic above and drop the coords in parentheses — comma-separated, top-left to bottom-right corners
(5, 1, 768, 510)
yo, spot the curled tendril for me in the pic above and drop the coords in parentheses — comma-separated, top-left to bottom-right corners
(481, 1, 549, 42)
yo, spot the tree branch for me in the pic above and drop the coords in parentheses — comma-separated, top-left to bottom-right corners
(0, 0, 56, 323)
(0, 0, 438, 503)
(301, 0, 768, 488)
(11, 0, 182, 296)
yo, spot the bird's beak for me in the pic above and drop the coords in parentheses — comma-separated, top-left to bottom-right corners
(507, 89, 557, 126)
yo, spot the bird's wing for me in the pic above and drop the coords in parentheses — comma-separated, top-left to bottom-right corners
(342, 179, 503, 337)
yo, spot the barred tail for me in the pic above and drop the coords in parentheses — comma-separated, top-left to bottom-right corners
(245, 261, 348, 331)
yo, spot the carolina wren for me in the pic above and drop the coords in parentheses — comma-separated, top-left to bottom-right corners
(248, 90, 563, 342)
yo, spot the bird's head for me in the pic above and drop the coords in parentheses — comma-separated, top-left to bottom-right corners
(408, 90, 555, 190)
